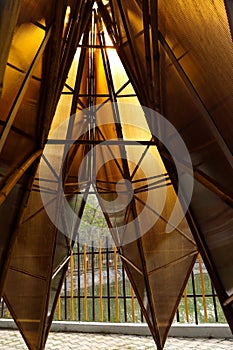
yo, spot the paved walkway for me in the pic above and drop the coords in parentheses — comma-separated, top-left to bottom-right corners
(0, 330, 232, 350)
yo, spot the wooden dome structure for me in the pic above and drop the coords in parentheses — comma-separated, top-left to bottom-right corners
(0, 1, 233, 349)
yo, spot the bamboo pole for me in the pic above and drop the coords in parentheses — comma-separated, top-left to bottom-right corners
(183, 288, 189, 323)
(6, 307, 11, 319)
(84, 243, 88, 321)
(70, 253, 75, 321)
(198, 254, 208, 322)
(99, 241, 103, 321)
(130, 284, 135, 322)
(114, 246, 119, 321)
(57, 295, 61, 321)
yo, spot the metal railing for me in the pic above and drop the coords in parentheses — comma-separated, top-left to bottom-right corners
(0, 242, 226, 324)
(55, 242, 226, 324)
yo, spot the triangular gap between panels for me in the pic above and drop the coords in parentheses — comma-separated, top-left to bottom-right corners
(75, 183, 115, 248)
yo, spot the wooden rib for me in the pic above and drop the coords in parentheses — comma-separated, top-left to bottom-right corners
(148, 250, 198, 276)
(119, 254, 143, 276)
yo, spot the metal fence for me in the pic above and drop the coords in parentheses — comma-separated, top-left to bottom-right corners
(56, 243, 226, 324)
(0, 242, 226, 324)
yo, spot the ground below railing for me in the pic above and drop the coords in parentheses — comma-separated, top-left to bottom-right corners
(0, 319, 231, 339)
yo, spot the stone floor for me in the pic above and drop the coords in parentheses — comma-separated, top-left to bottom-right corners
(0, 330, 232, 350)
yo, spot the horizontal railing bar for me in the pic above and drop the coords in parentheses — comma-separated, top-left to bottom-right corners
(58, 293, 218, 299)
(59, 295, 137, 299)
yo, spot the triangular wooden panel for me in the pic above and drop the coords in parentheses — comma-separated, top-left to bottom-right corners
(3, 189, 70, 349)
(149, 255, 197, 346)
